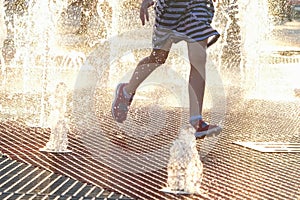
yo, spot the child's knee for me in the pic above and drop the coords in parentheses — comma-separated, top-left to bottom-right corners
(154, 56, 167, 65)
(150, 50, 168, 65)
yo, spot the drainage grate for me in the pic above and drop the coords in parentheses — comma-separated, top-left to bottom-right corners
(0, 156, 133, 200)
(234, 142, 300, 152)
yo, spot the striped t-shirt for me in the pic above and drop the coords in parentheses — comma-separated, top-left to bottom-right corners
(153, 0, 219, 49)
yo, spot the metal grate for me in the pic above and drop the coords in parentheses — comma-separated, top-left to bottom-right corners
(1, 87, 300, 200)
(0, 156, 133, 200)
(234, 142, 300, 152)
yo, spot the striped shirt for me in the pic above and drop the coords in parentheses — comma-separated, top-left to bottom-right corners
(153, 0, 219, 49)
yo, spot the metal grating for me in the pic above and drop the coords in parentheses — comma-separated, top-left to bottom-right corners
(0, 156, 133, 200)
(0, 86, 300, 200)
(234, 142, 300, 152)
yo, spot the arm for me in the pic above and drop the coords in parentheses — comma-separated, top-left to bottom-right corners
(140, 0, 155, 25)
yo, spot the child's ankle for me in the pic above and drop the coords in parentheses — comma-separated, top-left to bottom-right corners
(189, 115, 203, 126)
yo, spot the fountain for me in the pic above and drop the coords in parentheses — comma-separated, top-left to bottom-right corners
(0, 0, 7, 75)
(1, 0, 89, 125)
(0, 0, 298, 195)
(1, 1, 226, 124)
(238, 0, 272, 70)
(40, 82, 71, 153)
(161, 125, 203, 195)
(0, 0, 91, 151)
(237, 0, 300, 101)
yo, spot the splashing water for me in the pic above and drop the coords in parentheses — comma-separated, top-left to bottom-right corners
(162, 125, 203, 194)
(211, 0, 300, 101)
(1, 0, 88, 126)
(0, 0, 298, 164)
(7, 0, 68, 126)
(0, 0, 7, 74)
(238, 0, 272, 70)
(40, 82, 71, 153)
(1, 0, 297, 121)
(238, 0, 300, 101)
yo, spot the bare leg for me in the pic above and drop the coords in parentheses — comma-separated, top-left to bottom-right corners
(187, 40, 208, 121)
(111, 43, 172, 123)
(124, 48, 171, 95)
(186, 40, 222, 138)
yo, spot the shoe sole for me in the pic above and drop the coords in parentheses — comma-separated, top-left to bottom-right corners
(111, 83, 124, 123)
(195, 126, 222, 139)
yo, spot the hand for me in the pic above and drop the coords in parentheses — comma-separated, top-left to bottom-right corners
(140, 0, 154, 25)
(212, 0, 220, 8)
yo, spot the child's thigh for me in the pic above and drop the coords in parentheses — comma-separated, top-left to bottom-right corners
(187, 39, 208, 60)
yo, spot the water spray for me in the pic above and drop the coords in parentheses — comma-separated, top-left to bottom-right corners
(40, 82, 71, 153)
(161, 125, 203, 195)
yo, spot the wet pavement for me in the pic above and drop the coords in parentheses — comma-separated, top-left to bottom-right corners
(0, 83, 299, 200)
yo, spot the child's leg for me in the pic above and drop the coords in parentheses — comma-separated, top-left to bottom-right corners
(124, 48, 171, 96)
(187, 40, 208, 121)
(112, 45, 171, 123)
(187, 40, 222, 138)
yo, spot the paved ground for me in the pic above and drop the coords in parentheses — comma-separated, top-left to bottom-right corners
(0, 81, 299, 199)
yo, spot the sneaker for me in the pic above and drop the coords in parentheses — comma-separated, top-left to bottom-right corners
(111, 83, 135, 123)
(193, 120, 222, 139)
